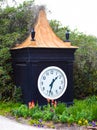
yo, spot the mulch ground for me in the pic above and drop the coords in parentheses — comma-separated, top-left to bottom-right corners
(6, 115, 97, 130)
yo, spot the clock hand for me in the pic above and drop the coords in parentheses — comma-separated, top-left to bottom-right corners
(49, 79, 54, 95)
(49, 76, 58, 87)
(54, 76, 58, 81)
(49, 76, 58, 95)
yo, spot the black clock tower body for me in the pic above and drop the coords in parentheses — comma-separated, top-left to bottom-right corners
(11, 9, 78, 106)
(11, 47, 76, 105)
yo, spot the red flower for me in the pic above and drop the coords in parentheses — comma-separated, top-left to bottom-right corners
(47, 98, 50, 103)
(53, 101, 57, 108)
(29, 100, 35, 109)
(51, 99, 54, 105)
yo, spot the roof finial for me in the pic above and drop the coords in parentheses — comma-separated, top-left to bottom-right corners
(65, 30, 70, 42)
(31, 28, 35, 41)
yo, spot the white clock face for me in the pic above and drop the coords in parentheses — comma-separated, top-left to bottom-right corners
(38, 66, 67, 100)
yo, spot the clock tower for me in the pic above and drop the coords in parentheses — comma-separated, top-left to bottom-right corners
(11, 9, 78, 106)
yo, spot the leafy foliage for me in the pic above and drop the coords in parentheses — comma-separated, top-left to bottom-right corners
(12, 86, 23, 103)
(0, 0, 37, 101)
(50, 20, 97, 98)
(11, 96, 97, 125)
(55, 102, 66, 115)
(0, 101, 21, 115)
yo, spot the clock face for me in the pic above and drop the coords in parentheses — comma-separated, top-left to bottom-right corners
(38, 66, 67, 100)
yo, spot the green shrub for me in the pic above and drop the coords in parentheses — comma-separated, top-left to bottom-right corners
(91, 105, 97, 120)
(12, 86, 23, 103)
(43, 110, 54, 121)
(32, 110, 43, 120)
(55, 102, 66, 115)
(59, 114, 68, 123)
(12, 104, 29, 118)
(8, 96, 97, 125)
(0, 101, 21, 115)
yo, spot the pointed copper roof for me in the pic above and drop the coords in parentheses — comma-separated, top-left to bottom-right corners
(12, 10, 78, 49)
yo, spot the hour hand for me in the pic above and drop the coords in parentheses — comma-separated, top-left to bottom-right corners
(49, 76, 58, 95)
(49, 80, 54, 95)
(49, 79, 54, 87)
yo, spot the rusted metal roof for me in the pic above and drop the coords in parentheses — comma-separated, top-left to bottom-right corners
(12, 10, 78, 49)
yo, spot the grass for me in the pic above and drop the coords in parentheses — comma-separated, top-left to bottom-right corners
(0, 101, 21, 116)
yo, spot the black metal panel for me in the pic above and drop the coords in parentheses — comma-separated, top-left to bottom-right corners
(11, 47, 77, 105)
(11, 48, 76, 62)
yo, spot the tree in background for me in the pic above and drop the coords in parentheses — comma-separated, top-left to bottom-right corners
(50, 20, 97, 98)
(0, 0, 37, 101)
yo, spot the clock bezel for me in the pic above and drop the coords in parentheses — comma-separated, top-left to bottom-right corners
(37, 66, 67, 100)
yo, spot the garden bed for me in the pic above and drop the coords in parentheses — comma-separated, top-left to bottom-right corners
(5, 115, 89, 130)
(0, 96, 97, 129)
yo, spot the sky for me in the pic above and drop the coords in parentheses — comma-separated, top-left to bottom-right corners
(35, 0, 97, 36)
(8, 0, 97, 36)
